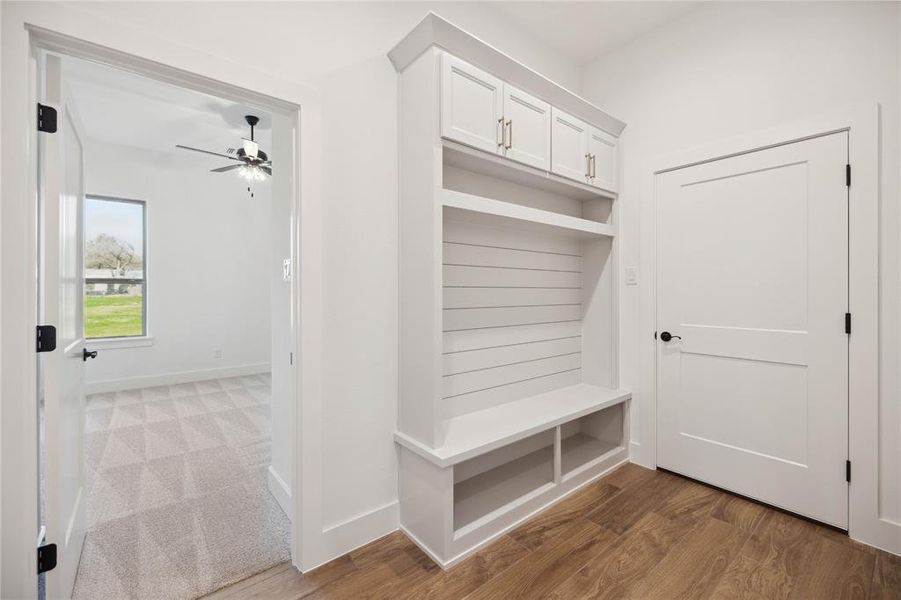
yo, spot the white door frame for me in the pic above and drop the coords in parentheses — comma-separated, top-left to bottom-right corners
(1, 7, 326, 597)
(635, 103, 885, 552)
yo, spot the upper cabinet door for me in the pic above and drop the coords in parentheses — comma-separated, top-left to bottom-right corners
(588, 126, 618, 192)
(440, 54, 504, 154)
(550, 108, 589, 183)
(502, 84, 551, 170)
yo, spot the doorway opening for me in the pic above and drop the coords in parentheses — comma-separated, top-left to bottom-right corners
(37, 50, 297, 599)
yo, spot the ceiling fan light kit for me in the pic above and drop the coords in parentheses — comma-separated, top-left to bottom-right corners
(238, 164, 268, 182)
(175, 114, 272, 196)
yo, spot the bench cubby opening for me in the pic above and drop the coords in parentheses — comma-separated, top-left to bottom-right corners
(453, 430, 555, 534)
(560, 403, 625, 478)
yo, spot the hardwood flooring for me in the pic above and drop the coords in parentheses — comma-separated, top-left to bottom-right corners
(203, 464, 901, 600)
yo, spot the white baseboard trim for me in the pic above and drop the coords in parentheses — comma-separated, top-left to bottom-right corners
(629, 441, 655, 469)
(852, 516, 901, 558)
(307, 501, 399, 571)
(400, 525, 446, 568)
(267, 465, 292, 522)
(84, 362, 271, 395)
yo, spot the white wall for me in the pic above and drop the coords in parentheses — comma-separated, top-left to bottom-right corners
(52, 1, 582, 565)
(268, 112, 294, 513)
(70, 2, 583, 94)
(317, 58, 399, 531)
(82, 141, 272, 389)
(581, 1, 901, 533)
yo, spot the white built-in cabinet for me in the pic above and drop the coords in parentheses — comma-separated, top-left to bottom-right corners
(502, 85, 551, 170)
(550, 108, 619, 190)
(441, 54, 616, 191)
(440, 55, 503, 155)
(588, 126, 618, 191)
(390, 14, 629, 569)
(550, 108, 591, 183)
(441, 54, 552, 171)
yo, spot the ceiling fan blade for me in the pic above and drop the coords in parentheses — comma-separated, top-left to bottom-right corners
(242, 139, 259, 159)
(262, 166, 272, 176)
(211, 164, 243, 173)
(176, 144, 241, 161)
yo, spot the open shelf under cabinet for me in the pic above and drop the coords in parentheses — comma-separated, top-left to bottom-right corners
(443, 140, 616, 201)
(442, 188, 616, 239)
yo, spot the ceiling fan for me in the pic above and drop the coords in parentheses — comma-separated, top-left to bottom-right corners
(176, 114, 271, 182)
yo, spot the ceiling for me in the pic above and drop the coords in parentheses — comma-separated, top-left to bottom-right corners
(63, 55, 272, 162)
(73, 2, 701, 88)
(488, 2, 700, 65)
(62, 2, 699, 155)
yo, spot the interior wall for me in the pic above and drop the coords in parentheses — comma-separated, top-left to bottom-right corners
(268, 112, 294, 512)
(317, 58, 399, 531)
(50, 0, 583, 563)
(82, 141, 273, 389)
(580, 0, 901, 528)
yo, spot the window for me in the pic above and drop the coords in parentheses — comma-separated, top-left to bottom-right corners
(84, 196, 146, 338)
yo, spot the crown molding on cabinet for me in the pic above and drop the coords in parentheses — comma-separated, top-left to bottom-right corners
(388, 13, 626, 137)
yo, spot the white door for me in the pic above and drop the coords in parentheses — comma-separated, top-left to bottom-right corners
(501, 84, 550, 170)
(587, 126, 617, 192)
(40, 54, 88, 598)
(550, 108, 589, 183)
(656, 132, 849, 528)
(440, 54, 503, 154)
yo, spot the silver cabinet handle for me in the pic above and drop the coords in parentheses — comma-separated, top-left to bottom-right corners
(497, 118, 505, 148)
(590, 154, 597, 179)
(505, 120, 513, 149)
(585, 153, 592, 179)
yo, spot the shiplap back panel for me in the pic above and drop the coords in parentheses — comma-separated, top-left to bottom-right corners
(443, 217, 583, 419)
(444, 164, 584, 217)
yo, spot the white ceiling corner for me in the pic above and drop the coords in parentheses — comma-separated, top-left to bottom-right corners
(487, 1, 700, 65)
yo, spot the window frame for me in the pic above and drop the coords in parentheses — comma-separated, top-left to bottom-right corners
(83, 194, 148, 340)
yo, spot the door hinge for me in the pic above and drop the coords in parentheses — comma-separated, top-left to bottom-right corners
(37, 543, 57, 574)
(846, 460, 852, 483)
(37, 103, 57, 133)
(36, 325, 57, 353)
(845, 313, 852, 335)
(846, 164, 851, 187)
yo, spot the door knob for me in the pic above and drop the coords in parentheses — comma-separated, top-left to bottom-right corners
(82, 348, 98, 362)
(659, 331, 682, 342)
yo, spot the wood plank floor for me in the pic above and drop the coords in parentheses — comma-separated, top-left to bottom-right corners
(203, 464, 901, 599)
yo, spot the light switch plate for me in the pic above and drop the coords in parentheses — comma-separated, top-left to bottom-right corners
(625, 266, 639, 286)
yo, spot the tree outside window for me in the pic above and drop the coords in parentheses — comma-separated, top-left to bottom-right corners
(84, 197, 146, 338)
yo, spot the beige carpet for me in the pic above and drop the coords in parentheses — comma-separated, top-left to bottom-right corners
(73, 374, 291, 600)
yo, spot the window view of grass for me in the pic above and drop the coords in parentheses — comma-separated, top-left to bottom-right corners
(85, 292, 143, 338)
(84, 196, 146, 339)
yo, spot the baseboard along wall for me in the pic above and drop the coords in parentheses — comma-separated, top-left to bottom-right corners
(84, 362, 271, 395)
(267, 465, 293, 522)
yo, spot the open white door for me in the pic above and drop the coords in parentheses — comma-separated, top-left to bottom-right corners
(39, 53, 88, 598)
(656, 132, 849, 528)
